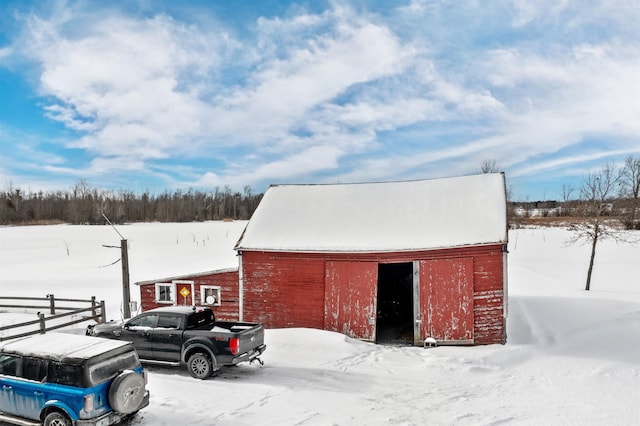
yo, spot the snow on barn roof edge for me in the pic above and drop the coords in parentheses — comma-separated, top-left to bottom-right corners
(134, 267, 239, 286)
(235, 173, 508, 253)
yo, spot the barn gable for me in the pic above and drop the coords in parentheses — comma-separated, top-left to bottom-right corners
(235, 174, 509, 346)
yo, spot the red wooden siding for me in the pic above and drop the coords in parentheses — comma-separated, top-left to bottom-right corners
(324, 261, 377, 341)
(139, 284, 158, 312)
(195, 271, 240, 321)
(420, 258, 474, 342)
(240, 243, 506, 345)
(137, 270, 240, 321)
(472, 249, 506, 344)
(241, 252, 326, 329)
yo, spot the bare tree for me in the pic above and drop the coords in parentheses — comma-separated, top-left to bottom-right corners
(567, 163, 624, 291)
(480, 159, 501, 174)
(619, 155, 640, 229)
(559, 183, 575, 216)
(561, 183, 575, 202)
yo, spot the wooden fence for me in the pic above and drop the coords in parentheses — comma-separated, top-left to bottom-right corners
(0, 294, 106, 341)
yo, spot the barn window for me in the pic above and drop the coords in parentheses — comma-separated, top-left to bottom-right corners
(155, 283, 174, 304)
(201, 286, 221, 306)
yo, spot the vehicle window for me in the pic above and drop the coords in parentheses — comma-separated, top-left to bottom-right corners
(88, 351, 140, 386)
(22, 357, 48, 382)
(128, 314, 157, 328)
(0, 354, 20, 376)
(49, 362, 84, 387)
(186, 310, 214, 329)
(156, 315, 182, 329)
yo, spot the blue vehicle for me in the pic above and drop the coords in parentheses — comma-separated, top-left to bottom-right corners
(0, 333, 149, 426)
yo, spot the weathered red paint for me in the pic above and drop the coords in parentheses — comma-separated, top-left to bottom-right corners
(324, 261, 377, 341)
(241, 253, 326, 329)
(420, 258, 474, 342)
(137, 269, 240, 321)
(136, 245, 506, 345)
(240, 243, 506, 345)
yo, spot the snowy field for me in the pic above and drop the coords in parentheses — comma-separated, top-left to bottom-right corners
(1, 222, 639, 425)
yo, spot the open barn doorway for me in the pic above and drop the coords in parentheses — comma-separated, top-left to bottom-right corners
(376, 262, 414, 345)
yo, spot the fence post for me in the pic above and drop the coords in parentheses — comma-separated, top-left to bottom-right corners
(39, 313, 46, 334)
(49, 294, 55, 315)
(91, 296, 97, 320)
(100, 300, 106, 323)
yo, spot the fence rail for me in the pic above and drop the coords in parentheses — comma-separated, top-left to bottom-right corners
(0, 294, 105, 341)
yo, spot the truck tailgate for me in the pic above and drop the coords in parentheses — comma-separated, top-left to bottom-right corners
(233, 323, 265, 354)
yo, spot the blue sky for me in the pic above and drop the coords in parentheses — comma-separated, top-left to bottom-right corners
(1, 0, 638, 201)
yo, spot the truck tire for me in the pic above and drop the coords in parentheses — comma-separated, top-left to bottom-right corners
(188, 352, 216, 379)
(44, 411, 71, 426)
(108, 371, 146, 414)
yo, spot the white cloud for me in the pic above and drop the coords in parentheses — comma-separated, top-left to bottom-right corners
(22, 12, 226, 167)
(207, 19, 415, 143)
(3, 0, 639, 198)
(511, 148, 635, 178)
(0, 46, 12, 60)
(510, 0, 570, 27)
(192, 145, 343, 188)
(15, 5, 420, 179)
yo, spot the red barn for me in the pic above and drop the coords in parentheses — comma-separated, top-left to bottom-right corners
(234, 174, 508, 345)
(136, 268, 240, 321)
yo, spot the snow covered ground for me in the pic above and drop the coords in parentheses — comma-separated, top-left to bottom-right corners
(1, 222, 638, 425)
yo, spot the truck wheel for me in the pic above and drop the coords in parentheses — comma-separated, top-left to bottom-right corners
(108, 371, 146, 414)
(44, 411, 71, 426)
(188, 352, 216, 379)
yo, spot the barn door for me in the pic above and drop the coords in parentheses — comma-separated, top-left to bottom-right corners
(419, 258, 474, 343)
(324, 261, 378, 341)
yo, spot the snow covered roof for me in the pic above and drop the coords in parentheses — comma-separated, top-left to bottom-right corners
(134, 267, 239, 286)
(0, 333, 133, 363)
(235, 173, 508, 253)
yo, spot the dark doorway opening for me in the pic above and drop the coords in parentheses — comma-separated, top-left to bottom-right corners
(376, 262, 413, 345)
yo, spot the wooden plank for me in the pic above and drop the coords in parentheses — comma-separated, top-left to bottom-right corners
(197, 271, 240, 321)
(420, 258, 474, 342)
(325, 261, 377, 341)
(473, 289, 506, 344)
(242, 252, 326, 329)
(412, 261, 421, 345)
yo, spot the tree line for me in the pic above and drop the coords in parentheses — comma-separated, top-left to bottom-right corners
(481, 156, 640, 231)
(1, 180, 263, 225)
(3, 156, 639, 230)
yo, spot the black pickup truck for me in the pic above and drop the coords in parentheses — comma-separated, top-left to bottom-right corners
(87, 306, 266, 379)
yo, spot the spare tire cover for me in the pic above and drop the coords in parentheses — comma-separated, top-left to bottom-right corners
(108, 371, 146, 414)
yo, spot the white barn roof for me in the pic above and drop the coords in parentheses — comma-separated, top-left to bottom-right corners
(235, 173, 507, 253)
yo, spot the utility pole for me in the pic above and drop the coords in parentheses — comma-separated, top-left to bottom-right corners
(121, 238, 131, 318)
(103, 213, 132, 319)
